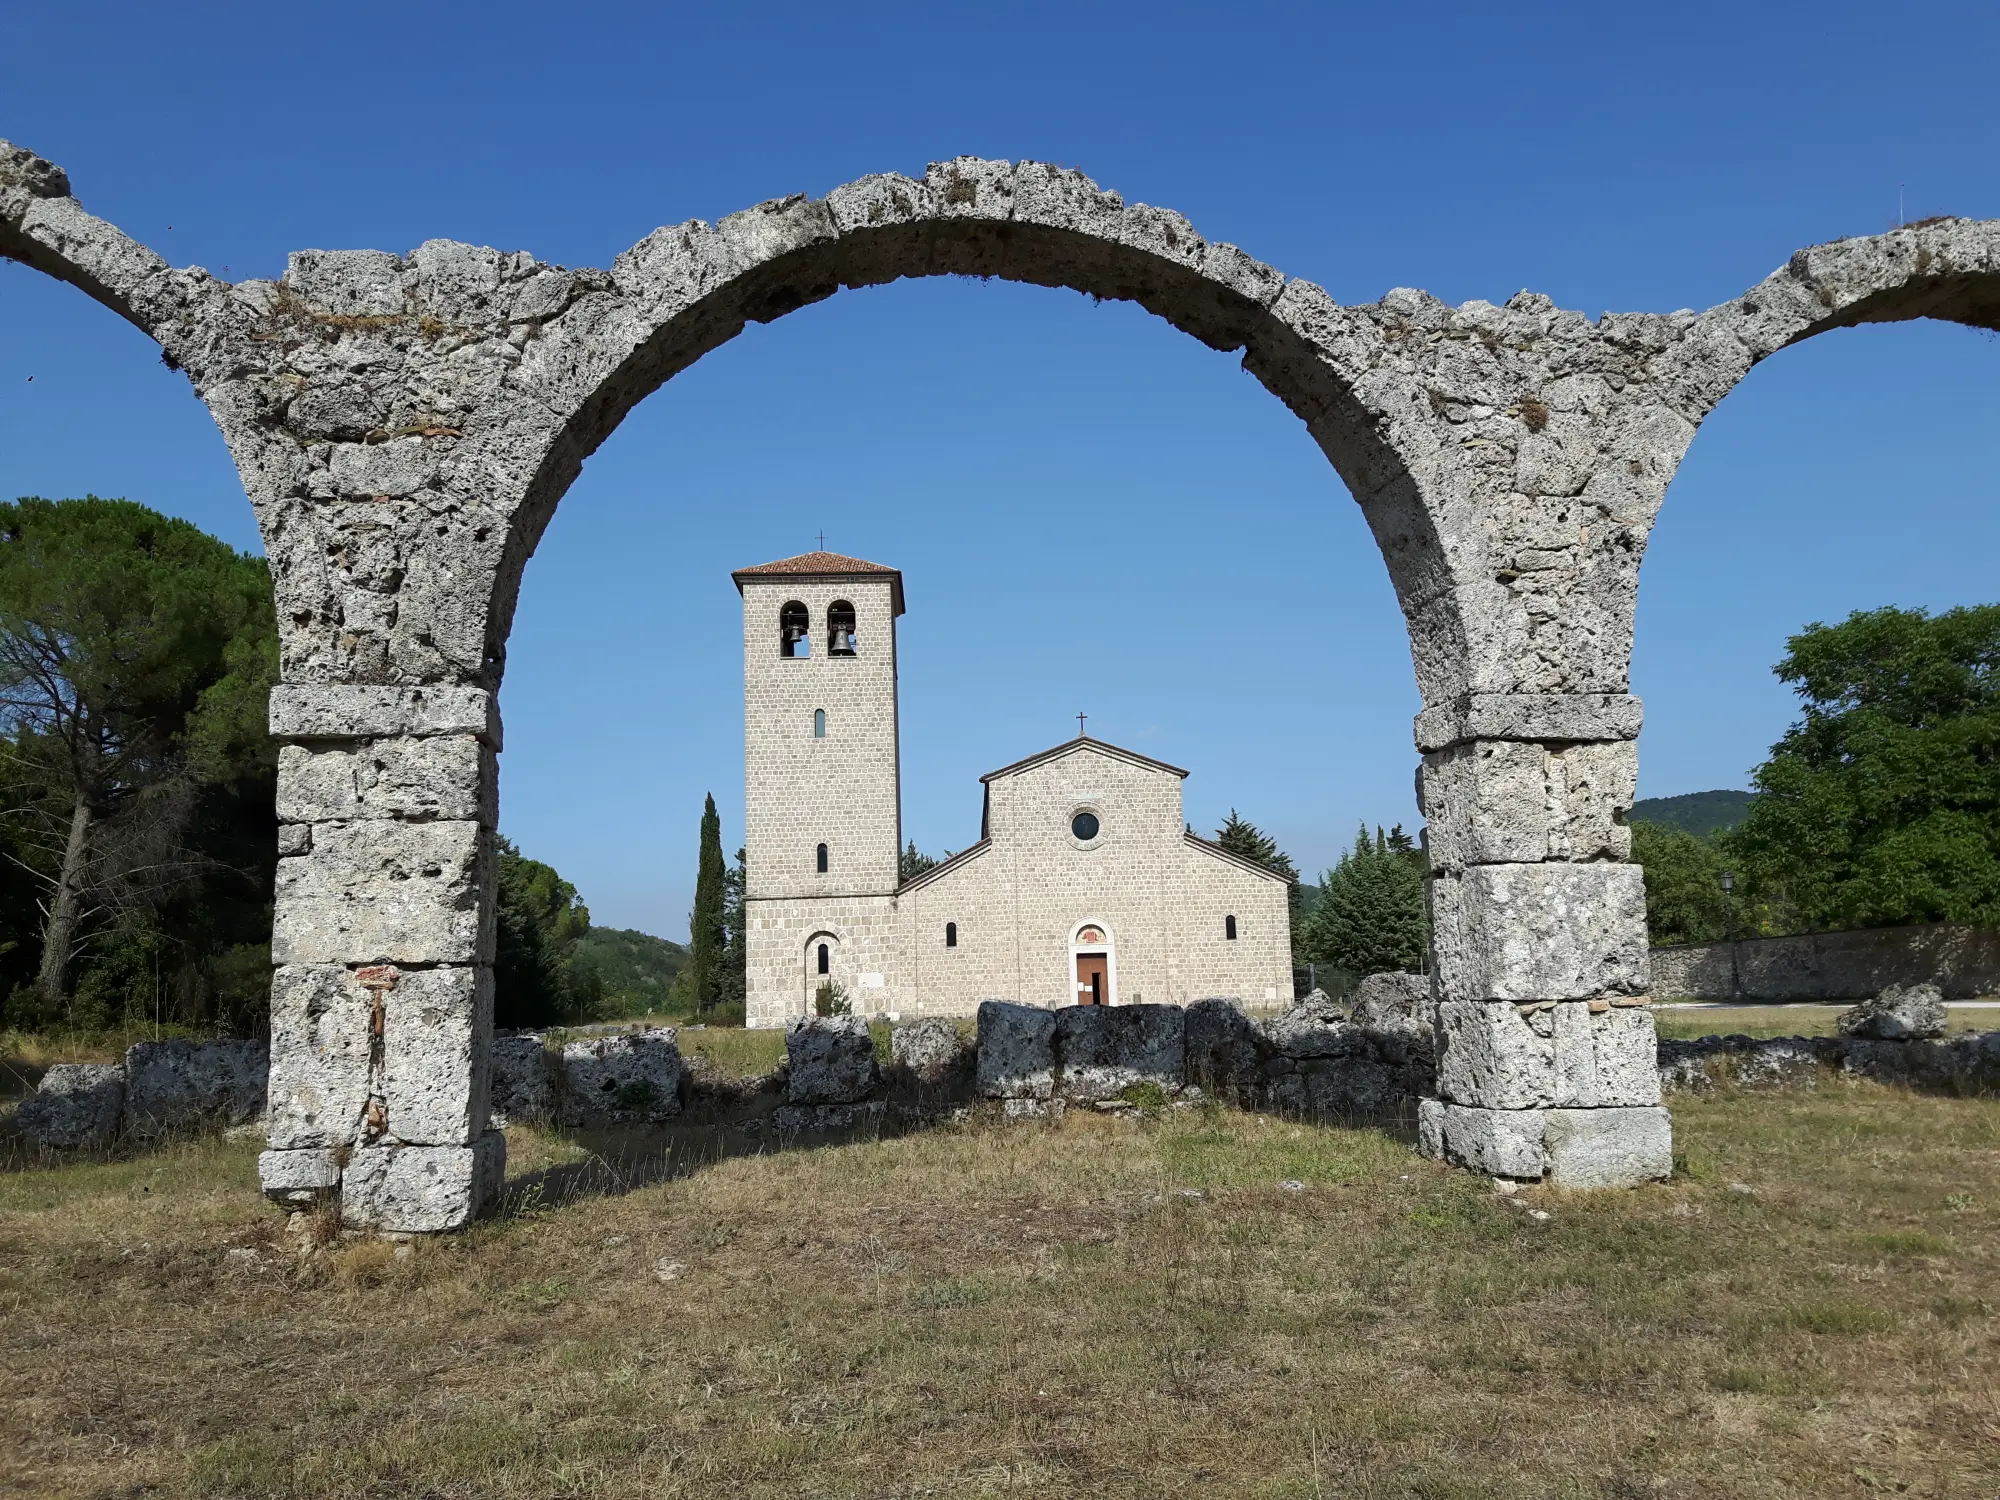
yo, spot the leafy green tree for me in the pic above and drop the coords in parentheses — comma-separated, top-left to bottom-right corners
(0, 497, 276, 1020)
(1213, 809, 1304, 947)
(1732, 603, 2000, 931)
(1300, 824, 1429, 977)
(688, 793, 727, 1013)
(493, 836, 601, 1028)
(1629, 820, 1733, 946)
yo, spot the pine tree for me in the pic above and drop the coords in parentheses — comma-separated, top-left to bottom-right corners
(1300, 822, 1429, 977)
(900, 839, 939, 882)
(689, 793, 727, 1014)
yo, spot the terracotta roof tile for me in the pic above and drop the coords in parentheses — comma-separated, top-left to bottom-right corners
(731, 551, 904, 614)
(733, 550, 898, 577)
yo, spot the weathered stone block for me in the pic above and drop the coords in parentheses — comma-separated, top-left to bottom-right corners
(272, 819, 491, 965)
(490, 1032, 554, 1127)
(1542, 1106, 1672, 1187)
(1260, 989, 1367, 1059)
(285, 248, 406, 317)
(1351, 971, 1431, 1028)
(1430, 863, 1648, 1003)
(258, 1146, 340, 1206)
(124, 1039, 268, 1139)
(1414, 694, 1643, 754)
(341, 1131, 507, 1232)
(1184, 997, 1259, 1093)
(268, 684, 500, 747)
(1839, 982, 1948, 1040)
(1436, 1001, 1658, 1109)
(277, 737, 496, 824)
(977, 1001, 1056, 1100)
(785, 1015, 877, 1105)
(382, 966, 491, 1145)
(1054, 1003, 1184, 1103)
(1420, 740, 1635, 871)
(18, 1063, 125, 1150)
(889, 1017, 972, 1088)
(561, 1030, 684, 1123)
(1416, 1098, 1547, 1179)
(265, 964, 372, 1149)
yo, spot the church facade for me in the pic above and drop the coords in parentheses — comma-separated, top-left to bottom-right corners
(735, 551, 1293, 1029)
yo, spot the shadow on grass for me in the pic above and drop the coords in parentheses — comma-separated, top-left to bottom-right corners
(493, 1093, 1427, 1221)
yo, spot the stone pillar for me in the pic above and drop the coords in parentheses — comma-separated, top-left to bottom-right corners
(1413, 695, 1671, 1186)
(256, 685, 505, 1231)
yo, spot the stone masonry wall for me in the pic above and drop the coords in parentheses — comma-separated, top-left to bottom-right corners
(1651, 923, 2000, 1001)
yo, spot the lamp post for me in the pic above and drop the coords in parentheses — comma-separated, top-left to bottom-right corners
(1721, 869, 1741, 1000)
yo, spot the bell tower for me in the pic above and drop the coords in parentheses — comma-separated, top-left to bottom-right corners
(733, 550, 905, 1024)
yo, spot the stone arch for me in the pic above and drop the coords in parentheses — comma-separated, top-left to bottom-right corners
(14, 132, 2000, 1226)
(480, 158, 1464, 704)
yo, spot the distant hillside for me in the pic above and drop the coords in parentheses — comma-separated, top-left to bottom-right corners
(1630, 790, 1756, 837)
(572, 927, 688, 1013)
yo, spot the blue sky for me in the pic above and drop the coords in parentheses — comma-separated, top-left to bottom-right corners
(3, 1, 1996, 937)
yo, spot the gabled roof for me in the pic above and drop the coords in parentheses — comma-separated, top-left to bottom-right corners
(979, 735, 1189, 786)
(731, 551, 905, 615)
(1184, 830, 1291, 884)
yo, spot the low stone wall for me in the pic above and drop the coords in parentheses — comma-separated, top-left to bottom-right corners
(1658, 1030, 2000, 1094)
(1651, 924, 2000, 1001)
(16, 1039, 269, 1151)
(488, 1029, 686, 1127)
(979, 975, 1436, 1119)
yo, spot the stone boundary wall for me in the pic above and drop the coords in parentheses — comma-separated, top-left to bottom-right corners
(1651, 924, 2000, 1001)
(1658, 1031, 2000, 1094)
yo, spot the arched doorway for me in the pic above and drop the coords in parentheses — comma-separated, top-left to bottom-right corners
(1069, 922, 1116, 1007)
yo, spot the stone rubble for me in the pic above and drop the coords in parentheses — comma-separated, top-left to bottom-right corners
(1838, 982, 1949, 1040)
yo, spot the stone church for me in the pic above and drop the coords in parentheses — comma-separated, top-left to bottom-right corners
(735, 551, 1293, 1028)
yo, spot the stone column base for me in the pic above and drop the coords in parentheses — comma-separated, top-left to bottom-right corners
(340, 1131, 507, 1232)
(259, 1146, 342, 1207)
(260, 1134, 508, 1229)
(1418, 1099, 1671, 1186)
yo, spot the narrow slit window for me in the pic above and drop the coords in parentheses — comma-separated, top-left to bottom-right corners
(817, 943, 829, 975)
(1225, 914, 1238, 940)
(813, 708, 826, 738)
(945, 921, 957, 948)
(816, 842, 828, 874)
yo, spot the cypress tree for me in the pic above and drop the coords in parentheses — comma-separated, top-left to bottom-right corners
(689, 793, 727, 1014)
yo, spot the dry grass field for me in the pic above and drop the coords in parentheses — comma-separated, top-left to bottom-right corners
(2, 1062, 1997, 1500)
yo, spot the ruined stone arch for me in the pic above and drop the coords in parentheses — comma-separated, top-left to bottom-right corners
(9, 135, 2000, 1228)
